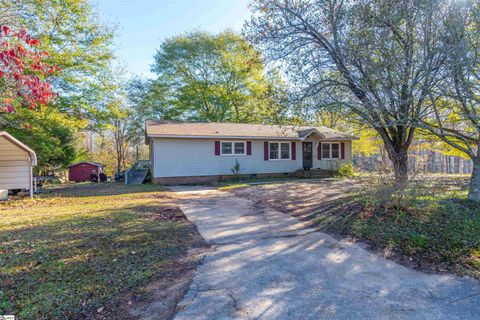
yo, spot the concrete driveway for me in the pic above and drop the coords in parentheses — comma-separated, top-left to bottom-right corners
(171, 186, 480, 320)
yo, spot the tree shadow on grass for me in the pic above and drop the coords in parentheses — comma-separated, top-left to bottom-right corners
(39, 182, 168, 199)
(0, 204, 204, 319)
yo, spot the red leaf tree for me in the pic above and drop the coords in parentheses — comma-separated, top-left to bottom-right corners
(0, 25, 57, 113)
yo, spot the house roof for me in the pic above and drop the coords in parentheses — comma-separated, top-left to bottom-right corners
(68, 161, 105, 168)
(145, 120, 358, 141)
(0, 131, 37, 165)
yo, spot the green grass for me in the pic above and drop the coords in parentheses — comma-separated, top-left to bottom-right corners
(0, 183, 197, 319)
(314, 177, 480, 278)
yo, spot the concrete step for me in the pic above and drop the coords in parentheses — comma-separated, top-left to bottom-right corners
(295, 169, 333, 179)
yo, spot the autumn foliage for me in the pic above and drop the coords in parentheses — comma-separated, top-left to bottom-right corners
(0, 25, 57, 112)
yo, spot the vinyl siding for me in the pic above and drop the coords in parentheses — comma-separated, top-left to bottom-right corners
(309, 140, 352, 169)
(152, 138, 353, 178)
(152, 138, 303, 178)
(0, 136, 31, 190)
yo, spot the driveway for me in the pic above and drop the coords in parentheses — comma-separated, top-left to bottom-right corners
(171, 186, 480, 320)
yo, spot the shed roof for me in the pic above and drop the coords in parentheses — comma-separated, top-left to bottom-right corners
(68, 162, 105, 168)
(0, 131, 37, 165)
(145, 120, 358, 141)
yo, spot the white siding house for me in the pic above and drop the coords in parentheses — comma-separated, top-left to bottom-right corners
(0, 132, 37, 198)
(145, 121, 357, 184)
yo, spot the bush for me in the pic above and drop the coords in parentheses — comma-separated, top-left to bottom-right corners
(362, 173, 438, 211)
(335, 162, 355, 177)
(230, 159, 241, 178)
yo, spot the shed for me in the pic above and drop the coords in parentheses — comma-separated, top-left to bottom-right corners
(68, 162, 105, 182)
(0, 131, 37, 198)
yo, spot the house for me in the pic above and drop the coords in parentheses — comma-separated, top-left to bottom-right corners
(145, 121, 358, 184)
(68, 162, 105, 182)
(0, 131, 37, 198)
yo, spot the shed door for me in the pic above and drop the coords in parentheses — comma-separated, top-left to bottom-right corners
(302, 142, 313, 169)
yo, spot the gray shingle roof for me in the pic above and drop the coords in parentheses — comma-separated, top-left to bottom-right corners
(145, 121, 358, 140)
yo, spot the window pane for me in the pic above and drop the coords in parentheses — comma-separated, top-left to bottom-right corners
(270, 143, 279, 159)
(280, 143, 290, 159)
(331, 143, 340, 158)
(234, 142, 245, 154)
(322, 143, 331, 159)
(221, 142, 232, 154)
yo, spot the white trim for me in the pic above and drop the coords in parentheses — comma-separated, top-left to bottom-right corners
(148, 134, 301, 140)
(300, 128, 326, 140)
(147, 134, 357, 141)
(220, 141, 246, 156)
(29, 165, 33, 198)
(321, 142, 340, 159)
(268, 141, 291, 160)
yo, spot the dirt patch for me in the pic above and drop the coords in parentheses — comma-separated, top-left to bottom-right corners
(135, 205, 187, 222)
(230, 179, 360, 220)
(228, 178, 479, 279)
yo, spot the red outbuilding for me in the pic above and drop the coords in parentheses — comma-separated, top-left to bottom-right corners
(68, 162, 106, 182)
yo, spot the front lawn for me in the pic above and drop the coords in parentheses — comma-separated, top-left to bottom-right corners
(228, 176, 480, 279)
(0, 183, 205, 319)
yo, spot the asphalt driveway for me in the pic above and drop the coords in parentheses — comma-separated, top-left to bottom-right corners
(171, 186, 480, 320)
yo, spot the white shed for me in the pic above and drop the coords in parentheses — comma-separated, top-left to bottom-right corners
(0, 131, 37, 198)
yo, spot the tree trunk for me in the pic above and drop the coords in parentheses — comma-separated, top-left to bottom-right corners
(379, 128, 410, 184)
(391, 150, 409, 184)
(468, 147, 480, 202)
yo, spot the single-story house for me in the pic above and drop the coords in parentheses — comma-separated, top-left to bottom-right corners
(68, 162, 105, 182)
(0, 131, 37, 198)
(145, 121, 358, 184)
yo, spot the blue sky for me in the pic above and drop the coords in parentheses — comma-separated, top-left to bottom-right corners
(95, 0, 252, 78)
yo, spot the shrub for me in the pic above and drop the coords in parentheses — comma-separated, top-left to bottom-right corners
(335, 162, 355, 177)
(230, 159, 241, 178)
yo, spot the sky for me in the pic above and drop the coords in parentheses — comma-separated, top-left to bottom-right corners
(95, 0, 252, 78)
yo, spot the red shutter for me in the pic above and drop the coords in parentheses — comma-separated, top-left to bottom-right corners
(215, 141, 220, 155)
(341, 142, 345, 160)
(264, 142, 269, 161)
(247, 141, 252, 155)
(318, 143, 322, 160)
(291, 142, 296, 160)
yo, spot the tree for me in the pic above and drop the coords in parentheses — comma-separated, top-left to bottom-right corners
(4, 106, 82, 173)
(416, 2, 480, 201)
(1, 0, 116, 120)
(0, 25, 56, 115)
(245, 0, 448, 183)
(1, 0, 118, 171)
(149, 30, 284, 123)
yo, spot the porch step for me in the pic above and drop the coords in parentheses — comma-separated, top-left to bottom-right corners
(295, 169, 333, 179)
(128, 168, 149, 185)
(125, 160, 151, 185)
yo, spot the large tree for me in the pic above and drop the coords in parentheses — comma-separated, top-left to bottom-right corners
(245, 0, 448, 183)
(416, 1, 480, 201)
(149, 30, 284, 123)
(0, 0, 117, 170)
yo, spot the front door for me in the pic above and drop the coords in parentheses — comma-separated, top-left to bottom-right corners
(302, 142, 313, 169)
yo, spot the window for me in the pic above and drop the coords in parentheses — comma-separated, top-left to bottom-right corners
(221, 142, 232, 155)
(221, 141, 245, 155)
(281, 143, 290, 159)
(322, 143, 340, 159)
(331, 143, 340, 159)
(322, 143, 331, 159)
(269, 142, 290, 160)
(234, 142, 245, 155)
(269, 142, 279, 159)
